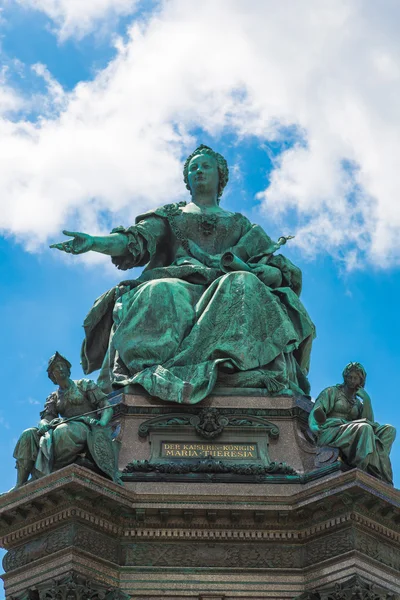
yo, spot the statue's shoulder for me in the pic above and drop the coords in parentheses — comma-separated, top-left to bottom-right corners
(135, 201, 187, 223)
(231, 211, 253, 233)
(316, 385, 340, 399)
(233, 211, 251, 222)
(76, 378, 109, 405)
(44, 391, 58, 404)
(326, 384, 340, 392)
(75, 378, 98, 392)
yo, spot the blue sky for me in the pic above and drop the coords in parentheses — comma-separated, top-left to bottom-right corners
(1, 0, 400, 527)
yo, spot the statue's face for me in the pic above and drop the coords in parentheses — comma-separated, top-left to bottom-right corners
(187, 153, 219, 198)
(50, 361, 70, 384)
(344, 369, 363, 390)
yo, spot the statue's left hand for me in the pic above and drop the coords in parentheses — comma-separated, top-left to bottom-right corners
(252, 264, 282, 288)
(356, 387, 371, 402)
(50, 230, 94, 254)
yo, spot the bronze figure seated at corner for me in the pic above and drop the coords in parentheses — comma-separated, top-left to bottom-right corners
(309, 362, 396, 485)
(12, 352, 120, 490)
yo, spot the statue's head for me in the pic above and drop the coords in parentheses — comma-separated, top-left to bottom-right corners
(342, 362, 366, 389)
(47, 351, 72, 384)
(183, 144, 229, 202)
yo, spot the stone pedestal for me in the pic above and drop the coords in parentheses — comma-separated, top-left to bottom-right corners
(1, 391, 400, 599)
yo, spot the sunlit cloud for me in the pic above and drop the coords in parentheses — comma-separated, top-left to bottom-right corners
(13, 0, 141, 40)
(1, 0, 400, 268)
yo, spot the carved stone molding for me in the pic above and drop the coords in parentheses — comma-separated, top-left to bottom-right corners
(137, 408, 279, 439)
(9, 592, 38, 600)
(5, 521, 400, 577)
(297, 574, 397, 600)
(2, 466, 400, 600)
(305, 529, 355, 566)
(3, 524, 119, 572)
(355, 531, 400, 572)
(123, 455, 296, 476)
(9, 573, 130, 600)
(305, 528, 400, 572)
(124, 541, 301, 568)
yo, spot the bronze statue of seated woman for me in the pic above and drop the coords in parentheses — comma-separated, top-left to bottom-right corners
(50, 145, 315, 404)
(309, 362, 396, 484)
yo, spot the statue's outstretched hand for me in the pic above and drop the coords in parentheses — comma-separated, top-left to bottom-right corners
(50, 230, 93, 254)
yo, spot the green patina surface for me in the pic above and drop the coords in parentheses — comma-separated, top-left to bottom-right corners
(12, 352, 120, 489)
(51, 145, 315, 404)
(10, 147, 397, 492)
(309, 362, 396, 485)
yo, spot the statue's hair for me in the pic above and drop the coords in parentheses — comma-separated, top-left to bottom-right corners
(183, 144, 229, 202)
(342, 362, 367, 387)
(47, 351, 72, 384)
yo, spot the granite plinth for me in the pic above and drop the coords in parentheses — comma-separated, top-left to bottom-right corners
(1, 466, 400, 599)
(111, 391, 320, 482)
(1, 391, 399, 599)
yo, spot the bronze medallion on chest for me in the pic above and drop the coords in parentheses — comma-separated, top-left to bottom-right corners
(198, 213, 218, 236)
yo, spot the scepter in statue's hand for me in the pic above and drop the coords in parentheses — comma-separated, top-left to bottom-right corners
(276, 235, 295, 250)
(255, 235, 295, 265)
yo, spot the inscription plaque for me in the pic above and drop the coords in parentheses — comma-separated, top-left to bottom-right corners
(161, 442, 258, 460)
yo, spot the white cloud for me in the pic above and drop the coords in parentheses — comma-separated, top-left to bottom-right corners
(1, 0, 400, 267)
(0, 65, 26, 115)
(28, 397, 40, 405)
(14, 0, 141, 40)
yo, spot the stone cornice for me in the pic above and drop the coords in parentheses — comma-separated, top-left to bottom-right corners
(1, 466, 399, 549)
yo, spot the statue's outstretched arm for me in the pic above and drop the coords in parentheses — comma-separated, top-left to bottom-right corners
(50, 230, 128, 257)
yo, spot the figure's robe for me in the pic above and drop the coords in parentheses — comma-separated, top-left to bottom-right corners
(13, 380, 115, 479)
(309, 385, 396, 484)
(81, 203, 316, 404)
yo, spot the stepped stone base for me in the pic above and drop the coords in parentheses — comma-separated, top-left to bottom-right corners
(1, 392, 399, 599)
